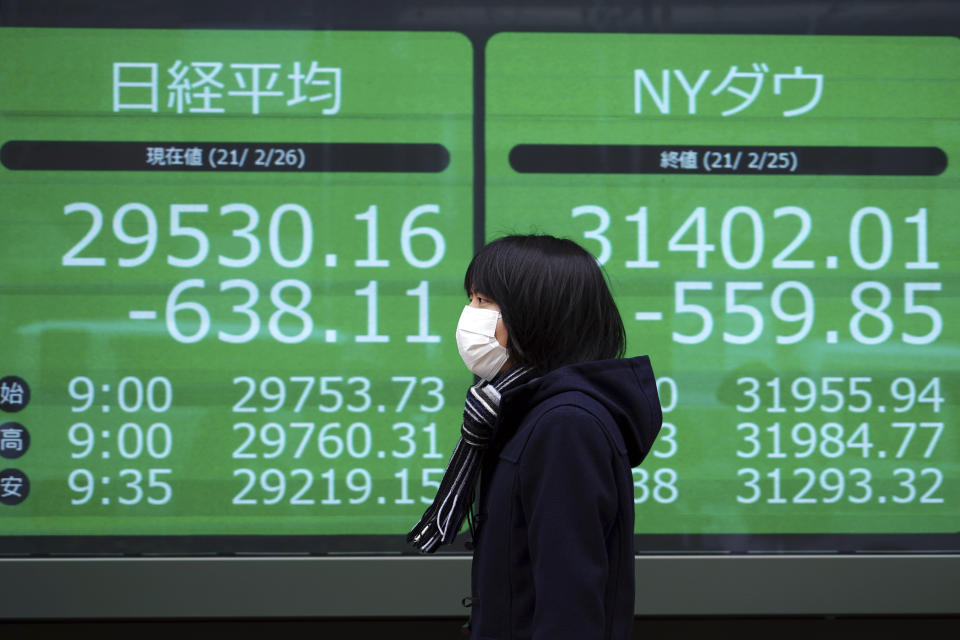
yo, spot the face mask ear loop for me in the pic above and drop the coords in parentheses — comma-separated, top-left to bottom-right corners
(495, 309, 510, 351)
(499, 311, 525, 368)
(496, 312, 519, 369)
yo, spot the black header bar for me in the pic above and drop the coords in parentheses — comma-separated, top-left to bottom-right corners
(509, 145, 947, 176)
(1, 141, 450, 173)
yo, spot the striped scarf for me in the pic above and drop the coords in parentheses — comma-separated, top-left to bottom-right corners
(407, 366, 534, 553)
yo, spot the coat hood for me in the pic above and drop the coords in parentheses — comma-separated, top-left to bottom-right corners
(498, 355, 663, 467)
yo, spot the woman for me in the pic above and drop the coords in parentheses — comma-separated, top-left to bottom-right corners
(410, 234, 662, 640)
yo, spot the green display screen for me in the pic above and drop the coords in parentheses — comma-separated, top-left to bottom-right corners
(0, 29, 474, 540)
(486, 34, 958, 537)
(1, 28, 957, 552)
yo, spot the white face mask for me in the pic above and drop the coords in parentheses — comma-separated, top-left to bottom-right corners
(455, 305, 509, 381)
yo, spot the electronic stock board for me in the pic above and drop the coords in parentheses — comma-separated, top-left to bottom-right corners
(0, 28, 957, 555)
(1, 29, 474, 550)
(486, 34, 958, 550)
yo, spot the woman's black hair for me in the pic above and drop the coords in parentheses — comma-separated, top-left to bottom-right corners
(464, 234, 626, 374)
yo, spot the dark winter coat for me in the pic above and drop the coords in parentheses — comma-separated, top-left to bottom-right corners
(468, 356, 662, 640)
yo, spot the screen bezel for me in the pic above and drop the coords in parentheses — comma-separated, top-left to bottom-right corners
(1, 0, 958, 617)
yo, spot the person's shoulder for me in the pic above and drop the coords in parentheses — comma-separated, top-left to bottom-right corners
(500, 391, 620, 462)
(534, 390, 607, 424)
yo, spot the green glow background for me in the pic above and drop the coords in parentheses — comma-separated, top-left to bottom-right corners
(486, 34, 959, 533)
(0, 29, 474, 534)
(1, 29, 957, 539)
